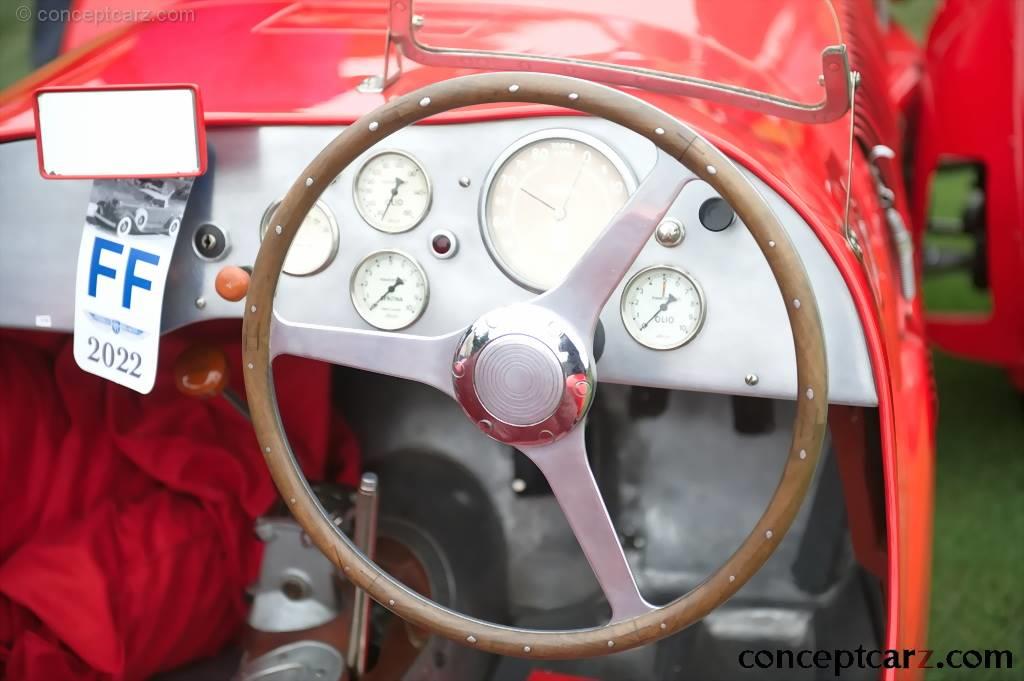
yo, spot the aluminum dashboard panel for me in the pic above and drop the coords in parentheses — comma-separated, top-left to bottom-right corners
(0, 119, 876, 406)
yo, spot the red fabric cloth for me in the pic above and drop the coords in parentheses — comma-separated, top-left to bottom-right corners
(0, 322, 359, 680)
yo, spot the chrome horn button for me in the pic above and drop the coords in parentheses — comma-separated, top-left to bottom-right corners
(452, 304, 595, 446)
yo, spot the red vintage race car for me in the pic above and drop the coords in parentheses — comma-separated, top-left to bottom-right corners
(4, 0, 1005, 679)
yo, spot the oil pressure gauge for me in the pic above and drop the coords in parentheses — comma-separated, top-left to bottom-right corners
(620, 266, 706, 350)
(354, 151, 432, 233)
(350, 250, 429, 330)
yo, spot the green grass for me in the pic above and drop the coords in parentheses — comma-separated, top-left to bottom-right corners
(0, 2, 30, 91)
(0, 3, 1022, 679)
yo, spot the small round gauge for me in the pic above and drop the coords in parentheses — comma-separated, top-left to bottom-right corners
(350, 250, 429, 330)
(260, 200, 339, 276)
(620, 266, 706, 350)
(354, 151, 432, 233)
(482, 130, 636, 291)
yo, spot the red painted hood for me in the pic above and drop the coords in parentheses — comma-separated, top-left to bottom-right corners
(0, 0, 840, 132)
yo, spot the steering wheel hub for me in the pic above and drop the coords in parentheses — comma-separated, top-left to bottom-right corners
(452, 305, 595, 446)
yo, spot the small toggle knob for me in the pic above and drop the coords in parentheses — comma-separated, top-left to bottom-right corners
(215, 265, 251, 302)
(174, 345, 230, 399)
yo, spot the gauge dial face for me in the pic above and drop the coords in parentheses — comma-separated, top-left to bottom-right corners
(354, 152, 432, 233)
(350, 250, 429, 331)
(621, 266, 706, 350)
(483, 132, 634, 291)
(260, 200, 339, 276)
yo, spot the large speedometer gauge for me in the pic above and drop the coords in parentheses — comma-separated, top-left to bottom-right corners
(354, 151, 432, 233)
(260, 200, 339, 276)
(482, 130, 635, 291)
(621, 266, 706, 350)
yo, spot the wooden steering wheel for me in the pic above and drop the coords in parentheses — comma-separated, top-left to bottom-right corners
(242, 72, 828, 659)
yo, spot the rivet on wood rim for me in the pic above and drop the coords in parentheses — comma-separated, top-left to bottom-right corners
(654, 127, 665, 135)
(508, 84, 520, 93)
(466, 635, 477, 644)
(568, 92, 579, 100)
(275, 225, 283, 235)
(660, 622, 667, 630)
(523, 646, 532, 654)
(729, 575, 736, 582)
(305, 177, 314, 187)
(368, 121, 379, 132)
(765, 529, 774, 539)
(806, 387, 815, 400)
(388, 599, 395, 606)
(799, 449, 807, 460)
(793, 299, 802, 309)
(419, 97, 431, 107)
(289, 497, 296, 504)
(250, 305, 256, 312)
(247, 362, 254, 369)
(264, 446, 271, 453)
(607, 640, 615, 648)
(707, 165, 718, 175)
(768, 240, 776, 248)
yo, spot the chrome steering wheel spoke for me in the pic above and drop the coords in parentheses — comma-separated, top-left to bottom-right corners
(270, 311, 463, 399)
(520, 426, 652, 622)
(537, 153, 693, 335)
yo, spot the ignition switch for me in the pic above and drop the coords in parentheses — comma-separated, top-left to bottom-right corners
(193, 222, 230, 261)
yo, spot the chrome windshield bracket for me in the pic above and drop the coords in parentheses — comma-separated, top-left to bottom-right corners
(365, 0, 854, 124)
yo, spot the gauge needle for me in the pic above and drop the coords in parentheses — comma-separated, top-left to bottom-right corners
(520, 187, 556, 212)
(640, 294, 677, 331)
(369, 277, 404, 311)
(556, 158, 588, 219)
(379, 177, 406, 220)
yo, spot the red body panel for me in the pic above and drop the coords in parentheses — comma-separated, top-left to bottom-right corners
(0, 1, 938, 676)
(912, 0, 1024, 390)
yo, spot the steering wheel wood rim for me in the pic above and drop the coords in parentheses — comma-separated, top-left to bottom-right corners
(242, 72, 828, 659)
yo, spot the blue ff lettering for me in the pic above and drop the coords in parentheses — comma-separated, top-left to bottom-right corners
(88, 237, 124, 297)
(122, 248, 160, 308)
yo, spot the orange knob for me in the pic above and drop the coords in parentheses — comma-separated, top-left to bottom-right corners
(174, 345, 230, 399)
(215, 266, 250, 302)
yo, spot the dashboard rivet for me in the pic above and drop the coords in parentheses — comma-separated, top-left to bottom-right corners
(568, 92, 579, 101)
(655, 218, 684, 247)
(765, 529, 774, 539)
(275, 225, 283, 235)
(194, 296, 206, 309)
(793, 299, 801, 309)
(368, 121, 379, 132)
(799, 449, 807, 460)
(466, 635, 477, 644)
(744, 374, 759, 386)
(706, 164, 718, 175)
(305, 177, 314, 187)
(523, 646, 532, 654)
(458, 176, 471, 188)
(654, 127, 665, 135)
(508, 84, 520, 93)
(419, 97, 432, 107)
